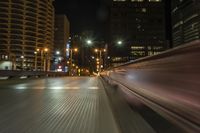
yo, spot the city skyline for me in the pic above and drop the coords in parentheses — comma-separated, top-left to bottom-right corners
(53, 0, 171, 41)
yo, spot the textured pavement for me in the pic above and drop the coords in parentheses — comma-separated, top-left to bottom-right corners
(0, 77, 120, 133)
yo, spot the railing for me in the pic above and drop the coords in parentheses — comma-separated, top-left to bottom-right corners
(0, 70, 68, 78)
(101, 40, 200, 132)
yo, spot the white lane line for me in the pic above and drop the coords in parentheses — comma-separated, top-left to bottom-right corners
(15, 86, 99, 90)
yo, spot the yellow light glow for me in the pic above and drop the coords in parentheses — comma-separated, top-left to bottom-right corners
(44, 48, 48, 52)
(95, 49, 98, 52)
(37, 48, 40, 52)
(74, 48, 78, 52)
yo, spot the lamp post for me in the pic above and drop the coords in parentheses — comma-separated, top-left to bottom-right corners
(36, 48, 49, 71)
(56, 51, 60, 55)
(86, 40, 92, 46)
(94, 48, 106, 73)
(44, 48, 48, 71)
(66, 48, 78, 76)
(34, 51, 38, 71)
(20, 55, 24, 70)
(117, 40, 123, 46)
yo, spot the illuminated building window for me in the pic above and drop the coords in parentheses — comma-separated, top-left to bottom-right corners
(131, 46, 145, 50)
(113, 0, 126, 2)
(131, 51, 145, 56)
(153, 46, 163, 50)
(142, 8, 147, 13)
(131, 0, 144, 2)
(148, 0, 161, 2)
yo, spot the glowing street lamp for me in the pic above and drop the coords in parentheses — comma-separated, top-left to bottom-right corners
(43, 48, 49, 71)
(20, 55, 24, 70)
(34, 51, 38, 70)
(44, 48, 48, 52)
(74, 48, 78, 52)
(56, 51, 60, 55)
(95, 49, 98, 53)
(36, 48, 49, 71)
(87, 40, 92, 45)
(66, 48, 78, 76)
(93, 48, 107, 73)
(117, 41, 123, 45)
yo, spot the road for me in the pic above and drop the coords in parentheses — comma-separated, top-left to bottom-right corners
(0, 77, 120, 133)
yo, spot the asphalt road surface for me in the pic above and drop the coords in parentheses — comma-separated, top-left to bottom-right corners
(0, 77, 120, 133)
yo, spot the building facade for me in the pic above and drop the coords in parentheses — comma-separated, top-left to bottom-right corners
(171, 0, 200, 47)
(109, 0, 167, 65)
(54, 15, 70, 57)
(0, 0, 54, 70)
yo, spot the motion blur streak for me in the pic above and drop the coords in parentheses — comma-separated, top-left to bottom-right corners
(102, 40, 200, 132)
(0, 77, 119, 133)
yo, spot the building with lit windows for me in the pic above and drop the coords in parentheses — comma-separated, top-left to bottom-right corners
(53, 14, 70, 71)
(0, 0, 54, 70)
(171, 0, 200, 47)
(54, 15, 70, 57)
(109, 0, 167, 65)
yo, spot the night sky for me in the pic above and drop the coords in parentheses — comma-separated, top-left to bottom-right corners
(53, 0, 111, 38)
(53, 0, 171, 42)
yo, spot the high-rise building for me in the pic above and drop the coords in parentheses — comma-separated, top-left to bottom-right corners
(0, 0, 54, 70)
(171, 0, 200, 47)
(109, 0, 167, 65)
(54, 15, 70, 57)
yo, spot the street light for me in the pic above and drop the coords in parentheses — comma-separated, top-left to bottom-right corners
(74, 48, 78, 52)
(95, 49, 98, 52)
(56, 51, 60, 55)
(44, 48, 48, 52)
(36, 48, 49, 71)
(87, 40, 92, 45)
(58, 57, 62, 61)
(43, 48, 49, 71)
(20, 55, 24, 70)
(118, 41, 122, 45)
(66, 48, 78, 76)
(34, 51, 38, 71)
(94, 48, 106, 73)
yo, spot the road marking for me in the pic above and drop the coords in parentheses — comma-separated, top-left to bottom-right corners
(15, 86, 99, 90)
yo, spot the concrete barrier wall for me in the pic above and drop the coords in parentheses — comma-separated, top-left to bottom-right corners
(102, 40, 200, 132)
